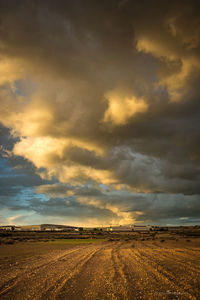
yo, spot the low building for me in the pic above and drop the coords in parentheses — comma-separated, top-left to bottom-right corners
(167, 226, 184, 231)
(19, 224, 77, 231)
(41, 224, 77, 231)
(133, 225, 151, 232)
(105, 225, 133, 232)
(83, 227, 96, 231)
(0, 226, 15, 231)
(20, 225, 42, 231)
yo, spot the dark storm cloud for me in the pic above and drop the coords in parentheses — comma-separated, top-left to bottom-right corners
(35, 183, 200, 224)
(29, 196, 116, 221)
(0, 0, 200, 224)
(131, 195, 200, 225)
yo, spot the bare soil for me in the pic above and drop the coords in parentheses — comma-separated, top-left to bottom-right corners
(0, 238, 200, 299)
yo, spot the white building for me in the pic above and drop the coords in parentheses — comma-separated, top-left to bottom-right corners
(106, 225, 133, 232)
(133, 225, 151, 232)
(0, 226, 15, 231)
(19, 224, 77, 231)
(41, 224, 77, 231)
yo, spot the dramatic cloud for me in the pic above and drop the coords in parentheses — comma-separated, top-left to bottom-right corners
(0, 0, 200, 226)
(103, 88, 148, 125)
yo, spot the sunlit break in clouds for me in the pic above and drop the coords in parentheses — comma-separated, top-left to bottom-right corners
(0, 0, 200, 226)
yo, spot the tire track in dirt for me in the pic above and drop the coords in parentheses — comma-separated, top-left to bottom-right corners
(78, 245, 117, 300)
(54, 242, 128, 300)
(0, 246, 82, 291)
(0, 247, 84, 298)
(46, 246, 102, 299)
(0, 244, 102, 300)
(131, 246, 196, 299)
(0, 241, 199, 300)
(117, 242, 197, 299)
(119, 246, 159, 299)
(140, 242, 200, 273)
(149, 241, 200, 258)
(110, 243, 128, 300)
(135, 243, 200, 298)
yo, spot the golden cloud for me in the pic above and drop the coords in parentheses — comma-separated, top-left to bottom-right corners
(77, 196, 135, 225)
(136, 19, 200, 103)
(103, 88, 148, 125)
(13, 136, 116, 185)
(0, 57, 25, 85)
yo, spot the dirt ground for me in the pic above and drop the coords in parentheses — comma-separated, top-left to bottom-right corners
(0, 238, 200, 300)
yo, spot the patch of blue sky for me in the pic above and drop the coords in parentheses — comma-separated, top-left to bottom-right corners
(8, 76, 40, 98)
(0, 157, 19, 178)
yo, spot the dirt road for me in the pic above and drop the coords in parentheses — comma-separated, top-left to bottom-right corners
(0, 240, 199, 299)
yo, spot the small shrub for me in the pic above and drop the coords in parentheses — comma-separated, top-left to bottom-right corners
(5, 239, 14, 245)
(17, 238, 24, 242)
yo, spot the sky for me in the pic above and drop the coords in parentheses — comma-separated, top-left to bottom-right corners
(0, 0, 200, 227)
